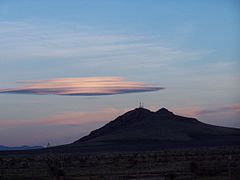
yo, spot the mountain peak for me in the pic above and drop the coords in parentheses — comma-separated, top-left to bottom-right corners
(74, 106, 240, 146)
(132, 107, 151, 113)
(156, 107, 174, 115)
(121, 107, 152, 121)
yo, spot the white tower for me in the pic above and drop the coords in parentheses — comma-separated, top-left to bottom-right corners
(139, 101, 144, 108)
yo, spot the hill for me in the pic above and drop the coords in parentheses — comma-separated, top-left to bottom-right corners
(0, 145, 43, 151)
(72, 107, 240, 150)
(1, 107, 239, 154)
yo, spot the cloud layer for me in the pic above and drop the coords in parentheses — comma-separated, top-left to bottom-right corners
(173, 104, 240, 128)
(0, 77, 163, 96)
(0, 107, 129, 146)
(0, 21, 201, 64)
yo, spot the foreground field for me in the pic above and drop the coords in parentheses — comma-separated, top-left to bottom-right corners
(0, 146, 240, 180)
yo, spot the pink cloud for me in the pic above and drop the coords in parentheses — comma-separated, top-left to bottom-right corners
(40, 107, 128, 125)
(172, 103, 240, 117)
(196, 104, 240, 115)
(0, 107, 131, 146)
(172, 103, 240, 128)
(0, 77, 163, 96)
(0, 107, 129, 128)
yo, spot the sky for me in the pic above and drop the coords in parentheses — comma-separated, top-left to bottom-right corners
(0, 0, 240, 146)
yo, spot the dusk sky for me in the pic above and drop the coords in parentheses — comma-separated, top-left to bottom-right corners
(0, 0, 239, 146)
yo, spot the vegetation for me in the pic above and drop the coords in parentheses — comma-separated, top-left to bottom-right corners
(0, 146, 240, 179)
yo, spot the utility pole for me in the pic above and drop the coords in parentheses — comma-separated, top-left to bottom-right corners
(47, 141, 51, 148)
(228, 154, 232, 180)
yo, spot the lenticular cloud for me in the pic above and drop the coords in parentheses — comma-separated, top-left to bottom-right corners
(0, 77, 164, 96)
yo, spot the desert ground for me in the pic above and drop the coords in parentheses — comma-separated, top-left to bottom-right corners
(0, 146, 240, 180)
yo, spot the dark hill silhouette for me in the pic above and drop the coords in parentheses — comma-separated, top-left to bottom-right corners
(72, 107, 240, 149)
(1, 107, 239, 155)
(0, 145, 43, 151)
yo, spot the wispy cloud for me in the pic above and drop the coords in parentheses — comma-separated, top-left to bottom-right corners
(173, 104, 240, 128)
(196, 104, 240, 115)
(0, 21, 200, 64)
(0, 107, 126, 127)
(173, 104, 240, 117)
(0, 76, 163, 96)
(0, 107, 129, 146)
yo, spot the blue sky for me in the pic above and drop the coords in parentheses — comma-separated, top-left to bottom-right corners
(0, 0, 239, 146)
